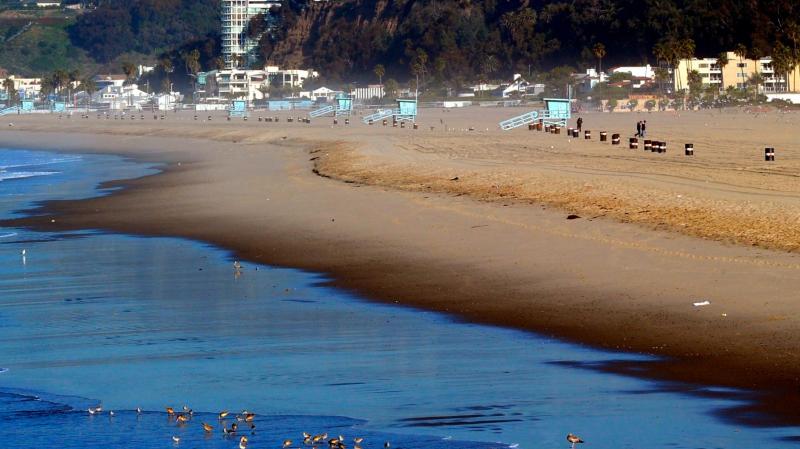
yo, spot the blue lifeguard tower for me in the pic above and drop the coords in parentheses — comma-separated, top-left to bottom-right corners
(53, 102, 66, 113)
(20, 100, 34, 112)
(309, 93, 354, 118)
(362, 98, 418, 124)
(228, 100, 248, 118)
(499, 98, 571, 130)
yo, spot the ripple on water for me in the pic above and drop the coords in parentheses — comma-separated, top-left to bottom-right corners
(0, 389, 510, 449)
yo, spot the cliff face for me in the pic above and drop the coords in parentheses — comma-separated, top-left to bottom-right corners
(266, 0, 402, 78)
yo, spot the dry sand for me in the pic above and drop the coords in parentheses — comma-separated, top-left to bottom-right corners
(2, 107, 800, 422)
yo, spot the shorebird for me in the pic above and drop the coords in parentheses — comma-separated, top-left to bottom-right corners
(109, 410, 115, 417)
(233, 261, 243, 270)
(312, 435, 324, 443)
(384, 442, 391, 449)
(219, 410, 229, 420)
(172, 436, 180, 444)
(224, 423, 238, 435)
(203, 423, 213, 433)
(239, 436, 248, 449)
(567, 433, 584, 449)
(87, 408, 97, 415)
(136, 407, 142, 415)
(245, 413, 255, 422)
(166, 406, 175, 415)
(176, 414, 189, 424)
(353, 437, 363, 444)
(283, 439, 293, 448)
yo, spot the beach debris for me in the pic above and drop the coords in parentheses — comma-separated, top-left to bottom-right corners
(567, 433, 584, 448)
(450, 176, 459, 181)
(693, 300, 711, 307)
(566, 214, 581, 220)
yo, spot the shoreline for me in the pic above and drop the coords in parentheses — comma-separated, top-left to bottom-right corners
(2, 114, 800, 425)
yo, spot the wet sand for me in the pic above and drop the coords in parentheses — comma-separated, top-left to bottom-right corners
(2, 108, 800, 423)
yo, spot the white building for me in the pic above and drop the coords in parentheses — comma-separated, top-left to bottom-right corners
(91, 84, 151, 110)
(221, 0, 281, 69)
(93, 74, 127, 90)
(611, 64, 656, 79)
(353, 84, 384, 101)
(302, 87, 341, 102)
(202, 67, 318, 100)
(264, 66, 317, 88)
(4, 76, 42, 99)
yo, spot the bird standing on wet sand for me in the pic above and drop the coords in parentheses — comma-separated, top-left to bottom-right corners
(172, 436, 181, 444)
(136, 407, 142, 415)
(567, 433, 584, 449)
(166, 407, 175, 415)
(203, 423, 213, 433)
(219, 410, 229, 420)
(283, 439, 292, 448)
(239, 436, 248, 449)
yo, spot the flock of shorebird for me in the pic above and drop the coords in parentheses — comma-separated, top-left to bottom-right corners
(86, 405, 387, 449)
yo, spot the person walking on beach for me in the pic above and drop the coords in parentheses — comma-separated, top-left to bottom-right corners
(641, 120, 647, 137)
(636, 121, 642, 137)
(576, 117, 583, 132)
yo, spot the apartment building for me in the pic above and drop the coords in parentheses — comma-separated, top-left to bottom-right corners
(676, 51, 800, 92)
(221, 0, 281, 69)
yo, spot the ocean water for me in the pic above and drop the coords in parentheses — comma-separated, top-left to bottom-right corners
(1, 147, 800, 449)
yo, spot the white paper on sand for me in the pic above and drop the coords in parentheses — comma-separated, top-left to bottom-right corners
(693, 300, 711, 307)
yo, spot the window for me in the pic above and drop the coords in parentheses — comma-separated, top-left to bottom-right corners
(737, 63, 747, 68)
(699, 63, 708, 68)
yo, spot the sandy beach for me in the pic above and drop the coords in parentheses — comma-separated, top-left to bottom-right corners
(3, 106, 800, 422)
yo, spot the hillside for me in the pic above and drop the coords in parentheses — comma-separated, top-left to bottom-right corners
(2, 0, 799, 88)
(0, 9, 97, 77)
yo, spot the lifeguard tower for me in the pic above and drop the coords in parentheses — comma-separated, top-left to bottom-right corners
(53, 102, 66, 113)
(499, 98, 571, 130)
(309, 93, 354, 118)
(228, 100, 248, 118)
(362, 98, 418, 124)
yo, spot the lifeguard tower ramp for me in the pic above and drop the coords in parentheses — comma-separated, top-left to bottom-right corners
(0, 106, 19, 116)
(362, 109, 394, 124)
(362, 98, 417, 124)
(228, 100, 248, 118)
(310, 94, 354, 118)
(499, 98, 571, 131)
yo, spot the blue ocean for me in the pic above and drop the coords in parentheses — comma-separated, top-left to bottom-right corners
(1, 147, 799, 448)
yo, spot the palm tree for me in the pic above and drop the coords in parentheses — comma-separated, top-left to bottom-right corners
(716, 52, 729, 92)
(679, 38, 696, 93)
(122, 61, 137, 84)
(3, 78, 18, 106)
(734, 44, 748, 91)
(747, 72, 764, 100)
(593, 43, 606, 74)
(373, 64, 385, 86)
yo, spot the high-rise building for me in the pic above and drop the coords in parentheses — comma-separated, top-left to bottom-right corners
(221, 0, 281, 69)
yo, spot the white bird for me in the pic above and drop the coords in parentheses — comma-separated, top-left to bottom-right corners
(21, 249, 26, 256)
(136, 407, 142, 414)
(109, 410, 115, 417)
(172, 435, 180, 444)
